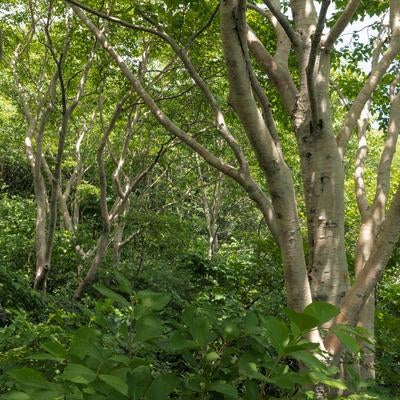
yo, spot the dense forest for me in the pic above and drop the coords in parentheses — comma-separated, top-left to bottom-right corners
(1, 0, 400, 398)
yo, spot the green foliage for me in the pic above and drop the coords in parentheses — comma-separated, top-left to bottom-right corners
(1, 286, 353, 399)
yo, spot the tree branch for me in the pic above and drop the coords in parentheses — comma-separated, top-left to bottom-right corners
(354, 103, 370, 216)
(247, 27, 298, 113)
(306, 0, 330, 128)
(336, 13, 400, 158)
(262, 0, 301, 48)
(325, 0, 361, 49)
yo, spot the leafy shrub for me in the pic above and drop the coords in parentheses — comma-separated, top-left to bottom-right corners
(1, 280, 359, 400)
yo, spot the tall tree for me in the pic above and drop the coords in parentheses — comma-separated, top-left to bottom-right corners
(66, 0, 400, 377)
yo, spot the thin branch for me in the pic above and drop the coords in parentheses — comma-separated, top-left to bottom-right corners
(247, 3, 271, 21)
(354, 103, 370, 216)
(372, 76, 400, 212)
(262, 0, 301, 48)
(306, 0, 330, 128)
(325, 0, 362, 49)
(66, 0, 249, 175)
(184, 2, 220, 50)
(66, 0, 163, 38)
(336, 38, 400, 158)
(247, 27, 298, 113)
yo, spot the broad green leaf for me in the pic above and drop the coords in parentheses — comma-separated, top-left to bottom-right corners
(0, 392, 30, 400)
(70, 327, 97, 359)
(209, 381, 238, 398)
(304, 302, 339, 325)
(331, 325, 361, 353)
(260, 316, 290, 352)
(167, 332, 197, 351)
(222, 320, 242, 338)
(182, 308, 210, 346)
(238, 353, 266, 381)
(286, 309, 320, 332)
(127, 366, 152, 400)
(62, 364, 97, 384)
(95, 284, 130, 307)
(136, 291, 170, 316)
(7, 368, 49, 389)
(99, 374, 128, 396)
(285, 341, 320, 353)
(267, 372, 296, 390)
(42, 339, 67, 358)
(185, 375, 204, 393)
(290, 350, 327, 371)
(23, 390, 64, 400)
(309, 372, 347, 390)
(243, 312, 260, 335)
(244, 380, 260, 400)
(145, 373, 180, 400)
(114, 271, 134, 295)
(135, 315, 163, 342)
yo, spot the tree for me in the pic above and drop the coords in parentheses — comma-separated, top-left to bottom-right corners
(65, 0, 400, 379)
(9, 2, 97, 290)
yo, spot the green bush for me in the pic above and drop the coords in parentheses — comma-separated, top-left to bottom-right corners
(1, 281, 365, 400)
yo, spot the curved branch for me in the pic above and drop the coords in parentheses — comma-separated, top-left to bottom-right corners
(262, 0, 301, 48)
(324, 0, 362, 49)
(69, 1, 280, 242)
(247, 28, 298, 113)
(66, 0, 249, 174)
(373, 81, 400, 212)
(336, 38, 400, 158)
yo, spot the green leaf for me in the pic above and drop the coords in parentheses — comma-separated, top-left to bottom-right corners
(260, 316, 290, 352)
(135, 315, 163, 342)
(309, 372, 347, 390)
(114, 271, 134, 295)
(209, 381, 238, 398)
(70, 327, 97, 359)
(286, 309, 320, 333)
(285, 341, 320, 353)
(99, 374, 128, 396)
(23, 390, 64, 400)
(244, 380, 260, 400)
(42, 339, 67, 358)
(7, 368, 49, 389)
(0, 392, 30, 400)
(182, 308, 210, 346)
(238, 353, 266, 381)
(127, 366, 152, 400)
(243, 313, 261, 337)
(145, 374, 180, 400)
(304, 302, 339, 325)
(222, 320, 242, 339)
(95, 284, 130, 307)
(267, 372, 296, 390)
(166, 332, 197, 351)
(185, 375, 205, 393)
(136, 291, 170, 316)
(62, 364, 97, 384)
(290, 350, 327, 371)
(332, 325, 361, 353)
